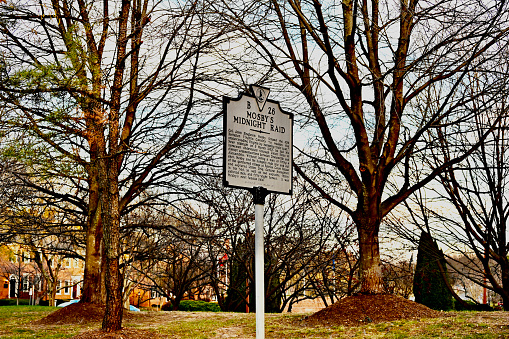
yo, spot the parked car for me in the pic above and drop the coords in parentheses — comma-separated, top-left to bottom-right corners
(57, 299, 80, 307)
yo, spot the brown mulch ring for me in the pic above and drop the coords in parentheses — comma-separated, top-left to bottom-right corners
(34, 303, 160, 338)
(304, 294, 448, 326)
(34, 303, 139, 325)
(35, 303, 106, 325)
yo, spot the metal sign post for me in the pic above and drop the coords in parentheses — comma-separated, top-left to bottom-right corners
(223, 86, 293, 339)
(252, 186, 267, 339)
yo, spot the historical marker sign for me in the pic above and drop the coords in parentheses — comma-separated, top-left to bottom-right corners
(223, 86, 293, 194)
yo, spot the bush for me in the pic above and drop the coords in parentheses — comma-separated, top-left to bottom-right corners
(162, 300, 221, 312)
(0, 299, 30, 306)
(179, 300, 221, 312)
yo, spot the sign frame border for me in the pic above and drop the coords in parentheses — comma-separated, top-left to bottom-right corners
(222, 91, 293, 195)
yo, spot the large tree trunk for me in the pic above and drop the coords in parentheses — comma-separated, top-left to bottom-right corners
(355, 209, 385, 294)
(357, 230, 384, 294)
(81, 220, 105, 304)
(81, 171, 106, 304)
(102, 255, 123, 330)
(81, 216, 104, 304)
(100, 157, 124, 331)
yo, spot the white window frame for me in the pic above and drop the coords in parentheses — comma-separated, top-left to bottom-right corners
(22, 275, 29, 292)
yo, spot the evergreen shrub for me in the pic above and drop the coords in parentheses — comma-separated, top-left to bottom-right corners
(413, 231, 454, 311)
(161, 300, 221, 312)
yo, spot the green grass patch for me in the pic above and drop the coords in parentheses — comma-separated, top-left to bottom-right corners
(0, 305, 80, 339)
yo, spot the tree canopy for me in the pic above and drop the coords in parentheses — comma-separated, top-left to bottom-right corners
(215, 0, 509, 293)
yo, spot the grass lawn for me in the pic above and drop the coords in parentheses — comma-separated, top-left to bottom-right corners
(0, 305, 508, 338)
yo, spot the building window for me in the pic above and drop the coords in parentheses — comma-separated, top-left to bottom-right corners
(22, 275, 30, 292)
(64, 280, 70, 295)
(64, 258, 71, 268)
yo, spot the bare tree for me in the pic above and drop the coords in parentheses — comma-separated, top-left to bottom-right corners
(429, 108, 509, 310)
(0, 161, 84, 306)
(135, 205, 217, 311)
(196, 175, 349, 312)
(216, 0, 509, 293)
(307, 225, 360, 306)
(381, 258, 414, 299)
(0, 0, 230, 330)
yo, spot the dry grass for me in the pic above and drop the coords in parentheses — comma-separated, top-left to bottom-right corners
(0, 305, 508, 338)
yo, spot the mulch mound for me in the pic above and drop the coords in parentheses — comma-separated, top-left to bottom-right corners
(35, 303, 106, 325)
(304, 294, 447, 326)
(35, 303, 160, 339)
(34, 303, 138, 325)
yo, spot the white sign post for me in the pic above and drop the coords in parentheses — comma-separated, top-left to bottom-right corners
(223, 86, 293, 339)
(254, 187, 265, 339)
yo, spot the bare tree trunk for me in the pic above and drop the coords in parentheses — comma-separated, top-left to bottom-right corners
(49, 288, 56, 307)
(81, 191, 105, 304)
(102, 256, 123, 330)
(100, 157, 123, 331)
(356, 217, 384, 294)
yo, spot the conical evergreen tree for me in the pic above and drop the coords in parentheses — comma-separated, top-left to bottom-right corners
(413, 231, 453, 310)
(223, 233, 282, 313)
(224, 238, 250, 312)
